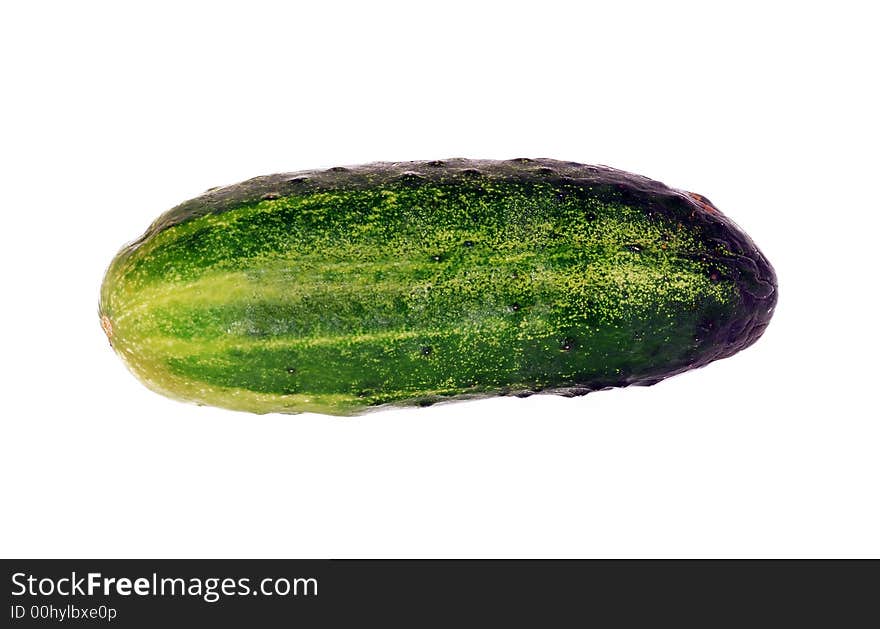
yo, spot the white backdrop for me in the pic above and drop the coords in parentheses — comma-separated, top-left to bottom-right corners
(1, 1, 877, 557)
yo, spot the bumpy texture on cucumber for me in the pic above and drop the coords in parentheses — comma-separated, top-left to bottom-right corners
(99, 158, 777, 415)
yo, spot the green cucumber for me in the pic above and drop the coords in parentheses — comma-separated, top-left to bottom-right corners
(99, 158, 777, 416)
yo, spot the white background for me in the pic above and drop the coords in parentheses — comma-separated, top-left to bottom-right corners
(1, 1, 877, 558)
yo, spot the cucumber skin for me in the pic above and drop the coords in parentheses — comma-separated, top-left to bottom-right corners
(100, 158, 777, 416)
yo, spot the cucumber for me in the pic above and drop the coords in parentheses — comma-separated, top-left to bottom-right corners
(99, 158, 777, 416)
